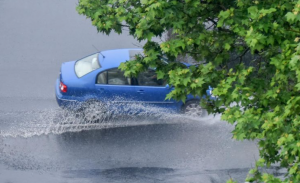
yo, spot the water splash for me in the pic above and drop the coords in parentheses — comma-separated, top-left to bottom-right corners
(0, 101, 221, 138)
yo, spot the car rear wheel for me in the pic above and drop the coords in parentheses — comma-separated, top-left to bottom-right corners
(183, 100, 204, 117)
(82, 101, 110, 123)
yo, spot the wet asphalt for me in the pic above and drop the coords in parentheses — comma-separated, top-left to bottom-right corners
(0, 0, 259, 182)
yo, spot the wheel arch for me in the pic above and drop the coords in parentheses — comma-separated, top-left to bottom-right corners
(79, 97, 104, 110)
(181, 99, 201, 112)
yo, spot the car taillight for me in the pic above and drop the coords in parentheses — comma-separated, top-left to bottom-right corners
(59, 81, 67, 93)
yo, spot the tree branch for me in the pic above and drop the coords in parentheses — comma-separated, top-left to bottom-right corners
(116, 23, 130, 28)
(235, 47, 250, 64)
(206, 17, 217, 25)
(287, 27, 300, 34)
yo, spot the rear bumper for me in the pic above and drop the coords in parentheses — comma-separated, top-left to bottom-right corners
(55, 79, 82, 110)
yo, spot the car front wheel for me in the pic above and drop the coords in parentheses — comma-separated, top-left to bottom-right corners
(183, 100, 204, 117)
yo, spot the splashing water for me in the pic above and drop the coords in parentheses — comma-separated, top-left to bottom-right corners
(0, 101, 222, 138)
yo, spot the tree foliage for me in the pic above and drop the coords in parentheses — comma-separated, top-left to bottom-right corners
(77, 0, 300, 182)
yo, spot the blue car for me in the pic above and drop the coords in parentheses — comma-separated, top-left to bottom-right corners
(55, 49, 212, 120)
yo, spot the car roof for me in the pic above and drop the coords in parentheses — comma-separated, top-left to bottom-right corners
(97, 48, 191, 70)
(98, 48, 143, 69)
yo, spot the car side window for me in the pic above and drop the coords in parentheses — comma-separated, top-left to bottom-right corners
(97, 72, 107, 84)
(97, 68, 131, 85)
(137, 70, 166, 86)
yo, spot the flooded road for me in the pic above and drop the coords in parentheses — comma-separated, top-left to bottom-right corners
(0, 0, 259, 182)
(0, 110, 258, 183)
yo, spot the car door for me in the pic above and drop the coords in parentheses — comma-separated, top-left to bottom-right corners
(95, 68, 137, 103)
(133, 69, 178, 111)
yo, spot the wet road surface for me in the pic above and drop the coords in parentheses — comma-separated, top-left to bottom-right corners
(0, 0, 259, 182)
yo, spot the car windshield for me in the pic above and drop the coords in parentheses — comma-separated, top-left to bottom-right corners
(75, 53, 101, 77)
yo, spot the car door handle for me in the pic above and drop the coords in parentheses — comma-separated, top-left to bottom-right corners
(137, 90, 144, 94)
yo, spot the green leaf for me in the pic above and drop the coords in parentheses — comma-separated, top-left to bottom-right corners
(156, 70, 165, 79)
(295, 83, 300, 90)
(140, 0, 148, 5)
(224, 43, 231, 50)
(182, 77, 190, 86)
(286, 12, 297, 23)
(290, 55, 300, 67)
(248, 6, 258, 19)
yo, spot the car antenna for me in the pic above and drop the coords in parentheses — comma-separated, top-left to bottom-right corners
(92, 45, 105, 58)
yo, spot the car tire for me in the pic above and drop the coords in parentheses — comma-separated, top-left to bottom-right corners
(82, 101, 110, 123)
(182, 100, 205, 117)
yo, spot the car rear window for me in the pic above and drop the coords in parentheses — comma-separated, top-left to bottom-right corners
(75, 53, 101, 77)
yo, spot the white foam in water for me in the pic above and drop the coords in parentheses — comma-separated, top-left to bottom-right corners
(0, 101, 221, 138)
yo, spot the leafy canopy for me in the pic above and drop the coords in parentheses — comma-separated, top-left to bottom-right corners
(77, 0, 300, 182)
